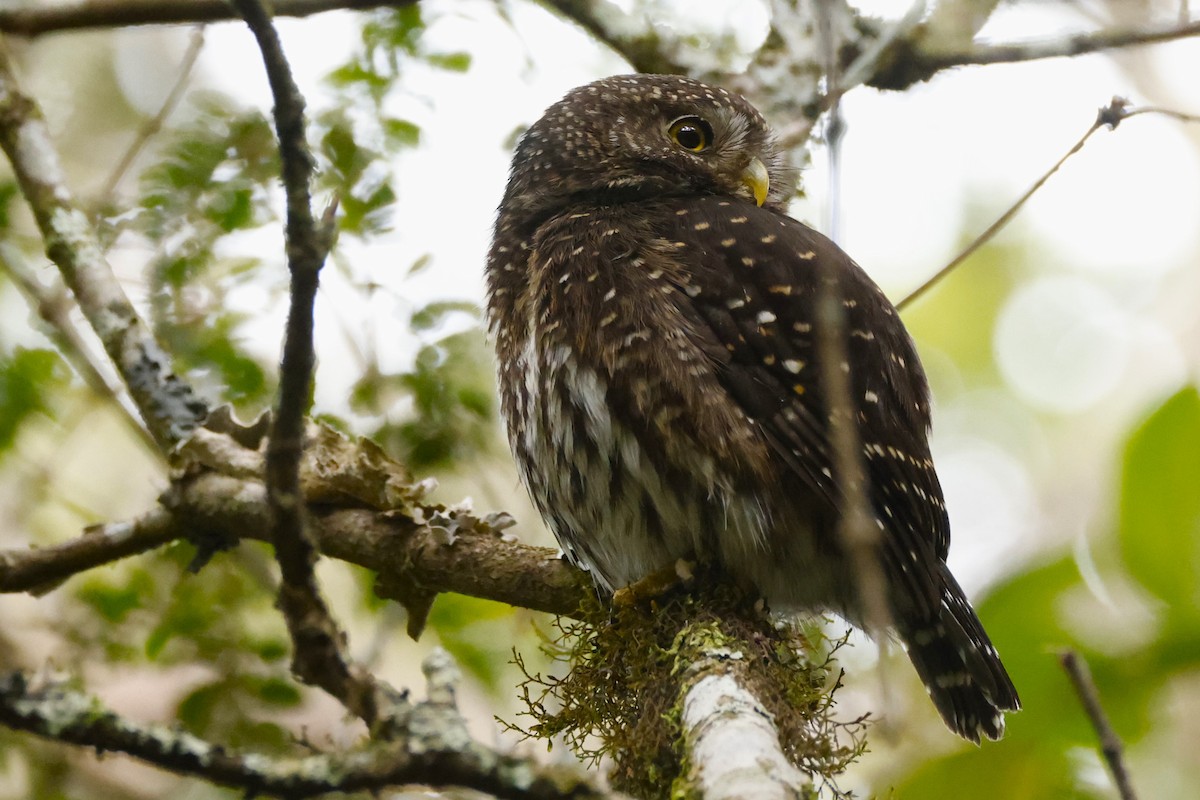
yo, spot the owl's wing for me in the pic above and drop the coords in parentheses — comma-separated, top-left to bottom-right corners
(652, 196, 949, 611)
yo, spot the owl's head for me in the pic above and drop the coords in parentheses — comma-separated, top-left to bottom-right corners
(498, 74, 792, 230)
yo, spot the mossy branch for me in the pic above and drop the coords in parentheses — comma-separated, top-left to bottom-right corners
(506, 583, 866, 798)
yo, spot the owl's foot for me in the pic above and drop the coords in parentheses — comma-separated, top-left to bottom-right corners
(612, 558, 697, 608)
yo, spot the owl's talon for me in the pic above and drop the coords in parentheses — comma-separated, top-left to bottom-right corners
(612, 559, 697, 608)
(674, 558, 696, 583)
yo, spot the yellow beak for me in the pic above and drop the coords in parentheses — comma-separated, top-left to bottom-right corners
(740, 157, 770, 207)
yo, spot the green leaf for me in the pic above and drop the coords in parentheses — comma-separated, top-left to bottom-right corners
(321, 118, 367, 182)
(251, 676, 303, 707)
(382, 118, 421, 148)
(339, 180, 396, 236)
(1119, 386, 1200, 627)
(178, 682, 222, 732)
(208, 186, 255, 232)
(406, 253, 433, 276)
(410, 301, 479, 333)
(326, 61, 387, 92)
(428, 594, 515, 692)
(77, 580, 145, 624)
(189, 327, 269, 403)
(384, 4, 425, 54)
(252, 638, 290, 663)
(425, 52, 472, 72)
(895, 741, 1087, 800)
(0, 348, 66, 452)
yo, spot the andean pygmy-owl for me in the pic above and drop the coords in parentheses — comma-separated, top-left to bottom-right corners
(486, 74, 1019, 742)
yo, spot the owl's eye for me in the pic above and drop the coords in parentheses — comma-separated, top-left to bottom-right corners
(668, 116, 713, 152)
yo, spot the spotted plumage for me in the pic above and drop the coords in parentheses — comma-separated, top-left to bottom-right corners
(486, 74, 1019, 742)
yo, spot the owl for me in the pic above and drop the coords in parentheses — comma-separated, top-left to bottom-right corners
(486, 74, 1019, 742)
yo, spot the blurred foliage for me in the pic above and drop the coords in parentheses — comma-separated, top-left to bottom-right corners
(71, 541, 298, 750)
(128, 96, 278, 411)
(1120, 387, 1200, 638)
(1, 8, 508, 799)
(903, 223, 1030, 383)
(349, 302, 496, 472)
(894, 385, 1200, 798)
(427, 593, 519, 691)
(0, 348, 68, 453)
(320, 4, 470, 239)
(329, 4, 471, 104)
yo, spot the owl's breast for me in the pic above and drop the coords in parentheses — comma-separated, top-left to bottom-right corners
(492, 208, 780, 589)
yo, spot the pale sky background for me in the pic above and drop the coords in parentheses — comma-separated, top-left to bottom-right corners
(100, 0, 1200, 597)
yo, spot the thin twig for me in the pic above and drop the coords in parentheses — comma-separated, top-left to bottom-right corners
(923, 18, 1200, 72)
(0, 243, 159, 453)
(1121, 105, 1200, 125)
(811, 0, 897, 742)
(0, 667, 621, 800)
(897, 98, 1200, 310)
(0, 510, 177, 594)
(896, 121, 1101, 310)
(97, 26, 206, 205)
(1059, 650, 1139, 800)
(0, 39, 208, 450)
(231, 0, 386, 730)
(539, 0, 687, 75)
(0, 0, 412, 37)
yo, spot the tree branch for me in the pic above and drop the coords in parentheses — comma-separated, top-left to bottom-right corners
(0, 656, 623, 800)
(918, 17, 1200, 75)
(0, 0, 414, 37)
(536, 0, 687, 75)
(1060, 650, 1139, 800)
(896, 97, 1200, 310)
(0, 41, 207, 451)
(0, 423, 591, 617)
(0, 243, 160, 453)
(231, 0, 391, 732)
(678, 638, 812, 799)
(97, 25, 206, 205)
(0, 510, 177, 594)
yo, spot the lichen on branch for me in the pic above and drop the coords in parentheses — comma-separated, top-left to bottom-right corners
(506, 579, 866, 799)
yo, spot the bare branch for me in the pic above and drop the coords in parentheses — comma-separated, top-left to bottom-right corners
(0, 510, 177, 593)
(865, 14, 1200, 90)
(96, 26, 206, 205)
(0, 659, 623, 800)
(920, 18, 1200, 74)
(537, 0, 687, 75)
(0, 422, 590, 617)
(0, 0, 413, 37)
(0, 243, 160, 453)
(231, 0, 386, 730)
(897, 98, 1200, 311)
(1060, 650, 1139, 800)
(812, 0, 895, 724)
(0, 41, 208, 450)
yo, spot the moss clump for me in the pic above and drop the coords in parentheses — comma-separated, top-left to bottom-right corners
(508, 576, 867, 799)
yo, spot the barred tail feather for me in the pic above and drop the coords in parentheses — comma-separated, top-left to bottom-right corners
(901, 566, 1020, 743)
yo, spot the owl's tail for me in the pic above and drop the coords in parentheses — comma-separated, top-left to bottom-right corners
(900, 565, 1021, 743)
